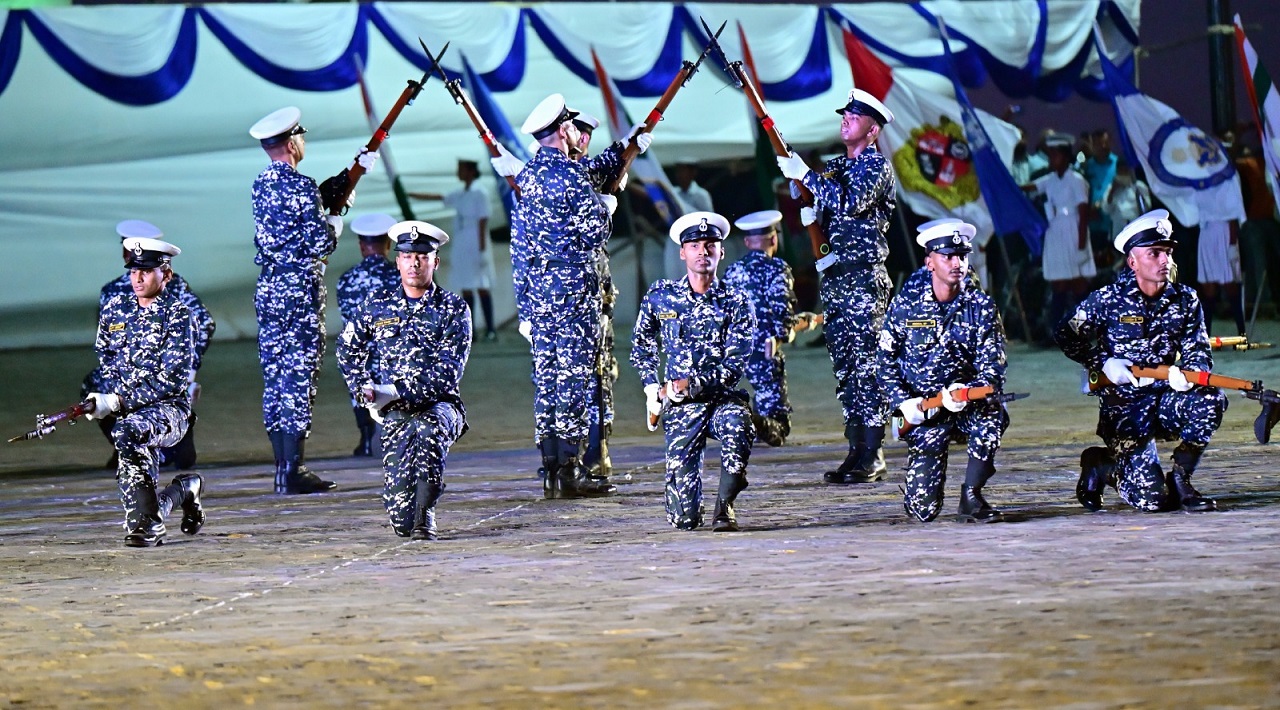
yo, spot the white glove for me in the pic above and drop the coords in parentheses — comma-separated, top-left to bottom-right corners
(86, 393, 121, 420)
(354, 147, 378, 171)
(618, 171, 629, 190)
(666, 381, 686, 404)
(627, 124, 653, 154)
(941, 383, 969, 413)
(599, 194, 618, 215)
(1167, 366, 1194, 392)
(361, 383, 400, 412)
(899, 397, 927, 426)
(797, 312, 820, 332)
(518, 320, 533, 344)
(326, 214, 344, 238)
(776, 151, 811, 181)
(764, 337, 778, 360)
(187, 381, 202, 407)
(800, 206, 817, 226)
(644, 383, 663, 431)
(490, 143, 524, 178)
(1102, 357, 1138, 387)
(789, 180, 802, 200)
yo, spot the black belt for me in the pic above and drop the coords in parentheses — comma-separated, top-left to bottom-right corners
(528, 256, 583, 269)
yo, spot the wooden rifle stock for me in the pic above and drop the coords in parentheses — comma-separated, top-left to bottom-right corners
(8, 399, 94, 443)
(890, 386, 1027, 440)
(602, 23, 723, 195)
(330, 48, 446, 216)
(1086, 364, 1259, 393)
(420, 39, 519, 196)
(723, 62, 830, 261)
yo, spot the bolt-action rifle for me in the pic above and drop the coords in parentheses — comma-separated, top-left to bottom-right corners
(1084, 363, 1280, 443)
(890, 386, 1029, 440)
(418, 39, 521, 196)
(599, 21, 726, 195)
(8, 400, 95, 443)
(324, 43, 449, 215)
(699, 17, 832, 268)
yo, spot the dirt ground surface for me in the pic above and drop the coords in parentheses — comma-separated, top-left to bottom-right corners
(2, 322, 1280, 708)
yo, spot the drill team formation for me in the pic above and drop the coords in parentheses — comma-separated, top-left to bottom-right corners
(14, 29, 1280, 549)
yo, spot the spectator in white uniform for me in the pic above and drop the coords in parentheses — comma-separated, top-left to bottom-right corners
(1195, 171, 1248, 336)
(412, 159, 497, 341)
(1023, 132, 1093, 333)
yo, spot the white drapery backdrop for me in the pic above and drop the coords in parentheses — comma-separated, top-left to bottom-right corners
(0, 1, 1139, 347)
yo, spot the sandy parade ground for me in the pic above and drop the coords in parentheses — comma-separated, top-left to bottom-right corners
(1, 321, 1279, 708)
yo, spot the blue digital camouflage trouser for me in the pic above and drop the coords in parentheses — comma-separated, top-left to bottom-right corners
(822, 265, 892, 427)
(902, 402, 1008, 521)
(256, 269, 326, 436)
(661, 399, 753, 528)
(1097, 386, 1227, 511)
(530, 285, 601, 445)
(113, 403, 189, 528)
(745, 335, 791, 423)
(380, 403, 464, 536)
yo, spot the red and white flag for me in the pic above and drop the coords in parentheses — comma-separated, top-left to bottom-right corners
(1234, 13, 1280, 209)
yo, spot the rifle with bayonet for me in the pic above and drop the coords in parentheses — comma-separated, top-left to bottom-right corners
(1083, 363, 1280, 443)
(698, 16, 832, 268)
(418, 39, 520, 196)
(8, 400, 95, 443)
(323, 43, 449, 216)
(599, 21, 726, 195)
(890, 386, 1029, 440)
(1208, 335, 1273, 351)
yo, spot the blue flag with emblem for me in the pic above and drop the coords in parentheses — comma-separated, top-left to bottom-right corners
(1094, 28, 1236, 226)
(461, 54, 529, 217)
(937, 19, 1045, 257)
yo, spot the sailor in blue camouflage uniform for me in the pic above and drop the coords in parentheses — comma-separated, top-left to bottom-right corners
(777, 89, 897, 484)
(250, 106, 375, 494)
(878, 222, 1009, 523)
(337, 221, 471, 540)
(337, 213, 401, 458)
(1055, 210, 1225, 513)
(84, 219, 216, 471)
(632, 212, 756, 531)
(85, 237, 205, 547)
(502, 94, 653, 499)
(723, 210, 817, 447)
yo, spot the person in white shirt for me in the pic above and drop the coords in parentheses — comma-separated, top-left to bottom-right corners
(1023, 133, 1093, 334)
(1194, 171, 1249, 336)
(412, 159, 497, 340)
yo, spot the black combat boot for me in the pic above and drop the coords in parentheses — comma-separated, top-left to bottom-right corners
(847, 425, 887, 483)
(824, 423, 863, 483)
(411, 480, 445, 540)
(281, 435, 337, 494)
(956, 456, 1001, 522)
(1169, 442, 1216, 512)
(711, 471, 749, 532)
(751, 412, 789, 448)
(352, 407, 376, 457)
(1255, 401, 1280, 444)
(166, 414, 198, 470)
(539, 439, 560, 499)
(556, 438, 615, 498)
(1077, 446, 1114, 512)
(124, 478, 166, 548)
(168, 473, 205, 534)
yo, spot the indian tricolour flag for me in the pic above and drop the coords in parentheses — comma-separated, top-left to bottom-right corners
(1234, 13, 1280, 209)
